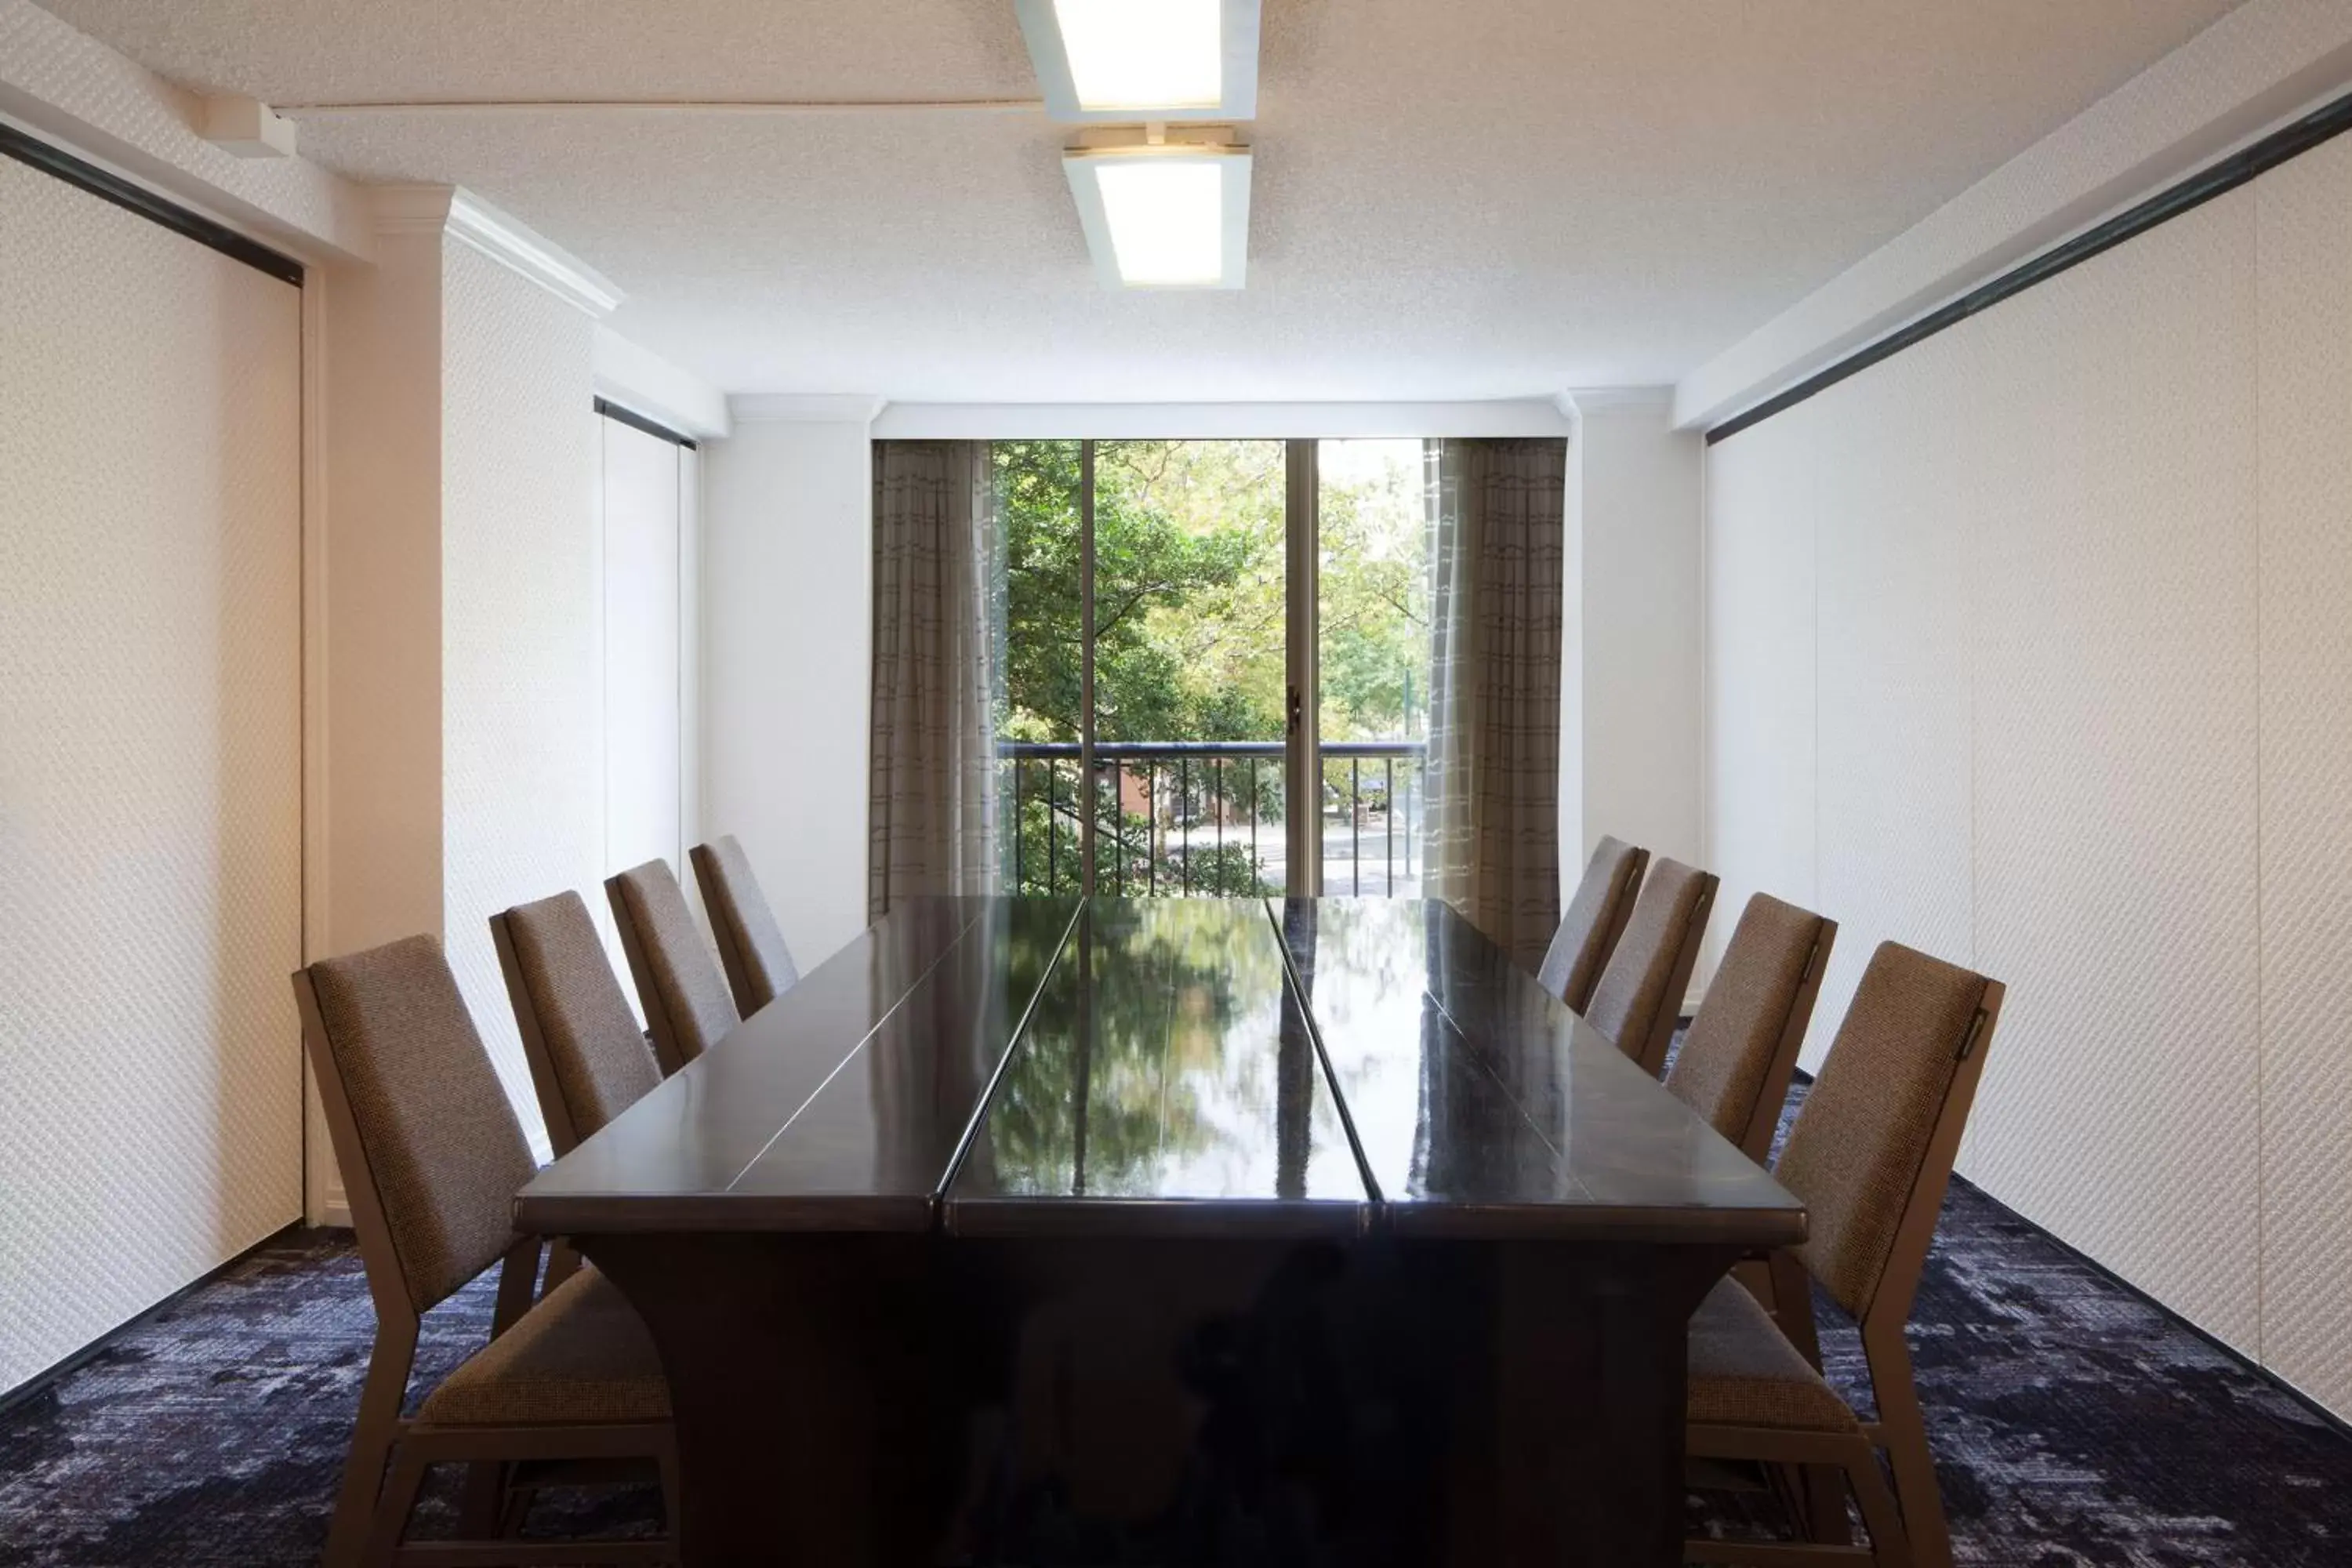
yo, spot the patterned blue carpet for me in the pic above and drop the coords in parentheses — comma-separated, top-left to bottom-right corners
(4, 1091, 2350, 1565)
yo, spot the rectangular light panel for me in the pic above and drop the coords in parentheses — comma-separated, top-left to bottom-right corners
(1063, 147, 1252, 289)
(1054, 0, 1221, 111)
(1017, 0, 1261, 122)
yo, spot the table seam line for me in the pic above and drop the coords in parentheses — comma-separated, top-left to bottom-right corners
(719, 903, 992, 1195)
(933, 897, 1088, 1225)
(1261, 897, 1385, 1215)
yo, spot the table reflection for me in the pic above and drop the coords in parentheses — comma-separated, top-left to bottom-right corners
(964, 898, 1360, 1214)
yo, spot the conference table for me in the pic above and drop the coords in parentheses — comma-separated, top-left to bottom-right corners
(515, 895, 1803, 1566)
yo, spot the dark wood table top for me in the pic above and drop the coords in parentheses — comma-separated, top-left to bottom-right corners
(1270, 897, 1808, 1244)
(516, 895, 1802, 1248)
(946, 897, 1367, 1240)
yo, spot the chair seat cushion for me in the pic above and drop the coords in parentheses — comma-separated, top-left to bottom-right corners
(417, 1267, 670, 1427)
(1686, 1277, 1860, 1433)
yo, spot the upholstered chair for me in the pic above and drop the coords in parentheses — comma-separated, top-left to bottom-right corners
(689, 835, 800, 1016)
(292, 935, 674, 1566)
(491, 891, 663, 1156)
(1582, 857, 1719, 1075)
(604, 858, 738, 1075)
(1534, 835, 1650, 1011)
(1683, 942, 2005, 1568)
(1664, 894, 1836, 1163)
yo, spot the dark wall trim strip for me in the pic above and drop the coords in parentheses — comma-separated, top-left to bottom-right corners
(0, 122, 304, 289)
(0, 1221, 309, 1417)
(594, 396, 699, 450)
(1708, 85, 2352, 445)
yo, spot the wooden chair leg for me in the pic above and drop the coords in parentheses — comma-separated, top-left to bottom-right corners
(1879, 1414, 1950, 1568)
(499, 1480, 535, 1539)
(436, 1243, 540, 1545)
(492, 1238, 543, 1334)
(1843, 1448, 1914, 1568)
(1768, 1250, 1824, 1367)
(325, 1325, 416, 1568)
(543, 1240, 584, 1295)
(1801, 1464, 1851, 1545)
(656, 1431, 684, 1550)
(1863, 1325, 1950, 1568)
(457, 1459, 506, 1540)
(360, 1445, 430, 1568)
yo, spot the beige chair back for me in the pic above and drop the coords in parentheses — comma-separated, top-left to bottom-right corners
(491, 891, 663, 1156)
(1777, 941, 2003, 1323)
(294, 936, 534, 1316)
(605, 858, 737, 1075)
(1583, 857, 1718, 1075)
(690, 835, 800, 1015)
(1537, 835, 1649, 1011)
(1664, 894, 1835, 1163)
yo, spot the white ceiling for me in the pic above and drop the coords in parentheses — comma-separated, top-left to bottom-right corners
(45, 0, 2245, 402)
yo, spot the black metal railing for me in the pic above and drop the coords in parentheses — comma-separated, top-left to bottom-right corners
(998, 739, 1425, 898)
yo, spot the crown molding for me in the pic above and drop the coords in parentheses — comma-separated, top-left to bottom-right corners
(873, 399, 1572, 439)
(445, 189, 622, 318)
(369, 183, 622, 318)
(368, 182, 455, 234)
(730, 393, 888, 423)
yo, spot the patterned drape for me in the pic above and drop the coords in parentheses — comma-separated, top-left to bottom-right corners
(1421, 437, 1568, 971)
(869, 441, 1004, 921)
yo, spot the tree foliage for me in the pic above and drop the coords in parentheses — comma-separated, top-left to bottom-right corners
(994, 438, 1428, 898)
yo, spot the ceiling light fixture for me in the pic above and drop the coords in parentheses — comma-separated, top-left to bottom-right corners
(1015, 0, 1261, 122)
(1062, 129, 1251, 289)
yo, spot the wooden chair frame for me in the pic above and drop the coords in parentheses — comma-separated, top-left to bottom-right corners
(488, 911, 589, 1159)
(488, 909, 593, 1294)
(1563, 842, 1650, 1011)
(604, 870, 698, 1077)
(1627, 869, 1719, 1076)
(1686, 1418, 1911, 1568)
(293, 970, 679, 1567)
(1688, 980, 2005, 1568)
(1727, 917, 1838, 1166)
(688, 840, 764, 1019)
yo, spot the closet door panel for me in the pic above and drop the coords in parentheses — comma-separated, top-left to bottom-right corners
(0, 154, 303, 1391)
(602, 416, 684, 998)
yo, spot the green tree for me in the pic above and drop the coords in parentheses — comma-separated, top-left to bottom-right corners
(993, 438, 1428, 897)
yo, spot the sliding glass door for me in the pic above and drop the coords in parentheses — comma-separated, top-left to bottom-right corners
(1315, 440, 1432, 896)
(996, 437, 1429, 898)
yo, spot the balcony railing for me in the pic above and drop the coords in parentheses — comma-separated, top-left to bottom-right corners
(998, 738, 1426, 898)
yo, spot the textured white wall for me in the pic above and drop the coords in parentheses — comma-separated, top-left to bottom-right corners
(1701, 398, 1819, 989)
(439, 238, 602, 1160)
(1578, 401, 1704, 881)
(702, 419, 874, 971)
(1969, 190, 2262, 1356)
(0, 157, 303, 1392)
(2252, 130, 2352, 1417)
(1704, 136, 2352, 1405)
(1800, 332, 1978, 1082)
(324, 236, 445, 963)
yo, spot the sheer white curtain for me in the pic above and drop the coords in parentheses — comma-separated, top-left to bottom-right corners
(868, 440, 1007, 920)
(1421, 437, 1569, 969)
